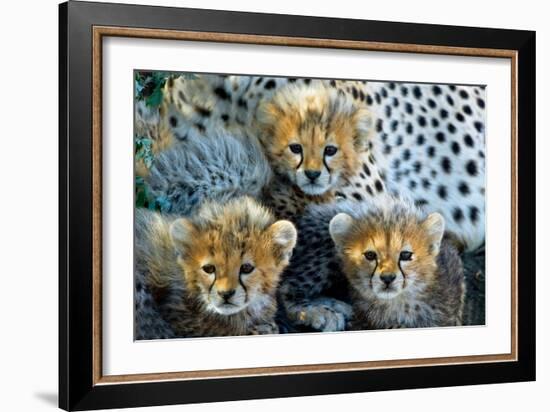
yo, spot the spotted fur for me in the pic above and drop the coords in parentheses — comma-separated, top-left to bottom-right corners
(279, 197, 464, 331)
(134, 197, 297, 338)
(162, 74, 485, 251)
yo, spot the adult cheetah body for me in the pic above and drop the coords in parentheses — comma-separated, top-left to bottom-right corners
(160, 74, 486, 251)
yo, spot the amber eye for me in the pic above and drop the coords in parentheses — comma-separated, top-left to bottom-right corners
(240, 263, 255, 274)
(364, 251, 377, 261)
(324, 145, 338, 156)
(289, 144, 303, 154)
(399, 251, 413, 261)
(202, 264, 216, 274)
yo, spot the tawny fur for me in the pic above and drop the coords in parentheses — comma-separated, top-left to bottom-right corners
(279, 197, 464, 332)
(134, 197, 297, 338)
(329, 197, 465, 329)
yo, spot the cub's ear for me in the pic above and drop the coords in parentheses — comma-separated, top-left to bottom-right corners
(422, 213, 445, 255)
(170, 218, 196, 253)
(353, 107, 373, 151)
(329, 213, 354, 245)
(268, 220, 297, 256)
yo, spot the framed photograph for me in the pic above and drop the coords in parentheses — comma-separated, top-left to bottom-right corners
(59, 1, 535, 410)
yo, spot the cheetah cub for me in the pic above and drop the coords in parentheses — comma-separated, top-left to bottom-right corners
(329, 198, 465, 329)
(135, 197, 297, 338)
(256, 80, 375, 219)
(279, 197, 464, 332)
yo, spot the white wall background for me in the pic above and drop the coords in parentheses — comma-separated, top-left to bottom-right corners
(0, 0, 545, 411)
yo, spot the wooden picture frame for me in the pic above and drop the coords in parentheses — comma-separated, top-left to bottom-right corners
(59, 1, 535, 410)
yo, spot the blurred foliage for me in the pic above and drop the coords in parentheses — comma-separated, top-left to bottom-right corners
(133, 71, 198, 211)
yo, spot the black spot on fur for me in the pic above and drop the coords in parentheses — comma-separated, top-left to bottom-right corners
(195, 106, 212, 117)
(375, 93, 381, 104)
(438, 185, 448, 200)
(458, 181, 470, 195)
(422, 178, 431, 189)
(365, 185, 373, 195)
(464, 134, 474, 147)
(413, 86, 422, 99)
(392, 97, 399, 107)
(391, 120, 398, 132)
(413, 161, 422, 173)
(427, 146, 436, 158)
(455, 112, 465, 122)
(221, 114, 229, 122)
(451, 141, 461, 155)
(363, 163, 371, 176)
(447, 123, 456, 134)
(416, 134, 425, 145)
(352, 192, 363, 201)
(415, 199, 428, 207)
(417, 115, 427, 127)
(466, 160, 478, 176)
(385, 105, 392, 117)
(459, 90, 469, 99)
(433, 85, 442, 95)
(402, 149, 411, 161)
(431, 118, 440, 128)
(441, 157, 452, 173)
(427, 98, 436, 108)
(381, 87, 388, 98)
(469, 206, 480, 223)
(169, 116, 178, 127)
(237, 98, 248, 109)
(392, 159, 401, 169)
(406, 123, 414, 134)
(440, 109, 448, 119)
(405, 102, 413, 114)
(376, 118, 383, 132)
(446, 95, 455, 106)
(388, 82, 396, 90)
(474, 121, 484, 132)
(375, 180, 384, 192)
(400, 86, 409, 97)
(435, 131, 446, 143)
(463, 105, 472, 115)
(409, 180, 417, 190)
(396, 136, 403, 146)
(264, 80, 276, 89)
(384, 145, 392, 154)
(477, 98, 485, 109)
(453, 208, 464, 223)
(214, 87, 231, 100)
(366, 94, 373, 105)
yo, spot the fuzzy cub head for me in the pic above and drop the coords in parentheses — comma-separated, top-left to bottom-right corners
(329, 200, 445, 300)
(170, 197, 297, 315)
(257, 81, 373, 196)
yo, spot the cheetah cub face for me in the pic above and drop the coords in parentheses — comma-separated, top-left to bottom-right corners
(258, 81, 373, 196)
(170, 197, 297, 315)
(330, 205, 445, 300)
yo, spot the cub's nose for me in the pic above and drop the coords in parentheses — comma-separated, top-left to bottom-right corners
(304, 170, 321, 181)
(218, 289, 236, 302)
(380, 273, 397, 286)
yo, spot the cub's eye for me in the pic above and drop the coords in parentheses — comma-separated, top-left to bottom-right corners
(202, 264, 216, 274)
(324, 145, 338, 156)
(364, 251, 377, 261)
(240, 263, 255, 274)
(289, 144, 303, 154)
(399, 251, 413, 261)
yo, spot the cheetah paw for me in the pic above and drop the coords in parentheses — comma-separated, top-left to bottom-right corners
(289, 298, 352, 332)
